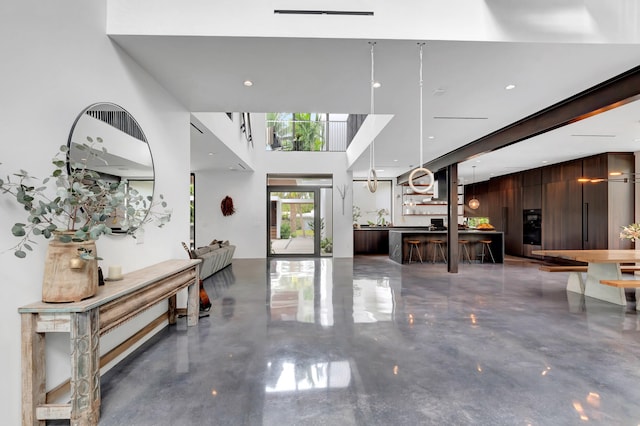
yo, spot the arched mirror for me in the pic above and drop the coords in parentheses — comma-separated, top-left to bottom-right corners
(68, 102, 154, 234)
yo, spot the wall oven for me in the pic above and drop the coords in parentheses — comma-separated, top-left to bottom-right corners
(523, 209, 541, 245)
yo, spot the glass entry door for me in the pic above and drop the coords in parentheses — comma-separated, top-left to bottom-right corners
(268, 187, 320, 256)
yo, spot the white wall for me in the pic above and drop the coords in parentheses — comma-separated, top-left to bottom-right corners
(194, 114, 353, 258)
(107, 0, 640, 43)
(0, 1, 190, 423)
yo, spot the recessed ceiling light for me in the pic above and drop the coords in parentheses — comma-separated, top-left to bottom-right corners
(541, 160, 548, 164)
(243, 80, 253, 87)
(393, 159, 398, 162)
(505, 84, 516, 90)
(208, 152, 214, 156)
(428, 135, 435, 139)
(372, 81, 381, 88)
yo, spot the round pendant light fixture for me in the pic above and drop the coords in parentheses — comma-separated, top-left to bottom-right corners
(409, 43, 434, 195)
(468, 165, 480, 210)
(367, 41, 379, 193)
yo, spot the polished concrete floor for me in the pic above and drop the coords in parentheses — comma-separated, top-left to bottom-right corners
(96, 256, 640, 425)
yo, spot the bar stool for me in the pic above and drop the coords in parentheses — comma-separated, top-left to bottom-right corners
(458, 239, 472, 264)
(407, 240, 423, 264)
(478, 239, 496, 263)
(430, 239, 447, 264)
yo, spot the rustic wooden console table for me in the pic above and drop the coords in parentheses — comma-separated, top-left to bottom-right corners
(19, 259, 201, 425)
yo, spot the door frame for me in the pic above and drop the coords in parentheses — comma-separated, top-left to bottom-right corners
(267, 185, 321, 257)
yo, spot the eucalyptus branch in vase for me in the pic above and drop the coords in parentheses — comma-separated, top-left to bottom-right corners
(0, 136, 172, 258)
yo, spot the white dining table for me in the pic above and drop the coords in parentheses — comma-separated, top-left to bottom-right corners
(532, 250, 640, 307)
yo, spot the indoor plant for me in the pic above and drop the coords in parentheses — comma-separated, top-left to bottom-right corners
(376, 208, 390, 226)
(0, 136, 171, 301)
(353, 205, 362, 229)
(620, 223, 640, 244)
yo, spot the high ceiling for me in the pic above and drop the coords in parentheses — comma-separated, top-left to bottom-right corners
(110, 32, 640, 184)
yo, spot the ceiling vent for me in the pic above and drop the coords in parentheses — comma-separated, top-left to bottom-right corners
(274, 10, 373, 16)
(433, 116, 488, 120)
(190, 122, 204, 134)
(570, 134, 616, 137)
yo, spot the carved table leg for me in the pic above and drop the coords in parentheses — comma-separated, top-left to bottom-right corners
(69, 309, 100, 425)
(21, 313, 45, 426)
(168, 295, 177, 325)
(187, 279, 199, 327)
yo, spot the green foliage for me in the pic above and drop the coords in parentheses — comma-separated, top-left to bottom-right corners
(376, 208, 390, 226)
(268, 113, 326, 151)
(353, 206, 361, 224)
(280, 222, 291, 239)
(308, 217, 325, 236)
(0, 137, 172, 258)
(293, 113, 324, 151)
(321, 237, 332, 253)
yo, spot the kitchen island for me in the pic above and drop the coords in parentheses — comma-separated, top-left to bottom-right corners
(389, 228, 504, 264)
(353, 227, 390, 255)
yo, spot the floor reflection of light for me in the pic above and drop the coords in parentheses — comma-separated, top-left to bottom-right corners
(319, 259, 333, 326)
(572, 400, 589, 421)
(353, 278, 394, 323)
(586, 392, 600, 408)
(269, 259, 334, 325)
(270, 260, 315, 323)
(265, 360, 351, 393)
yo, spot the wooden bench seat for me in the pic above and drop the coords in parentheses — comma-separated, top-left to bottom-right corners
(599, 280, 640, 288)
(620, 265, 640, 273)
(539, 265, 640, 274)
(539, 265, 587, 272)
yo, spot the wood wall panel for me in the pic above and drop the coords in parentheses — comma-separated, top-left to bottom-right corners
(582, 154, 608, 249)
(463, 153, 633, 255)
(542, 180, 583, 250)
(353, 229, 389, 254)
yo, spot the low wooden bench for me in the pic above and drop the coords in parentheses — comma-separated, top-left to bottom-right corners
(620, 265, 640, 273)
(539, 265, 587, 273)
(600, 280, 640, 288)
(538, 265, 586, 293)
(539, 265, 640, 274)
(539, 264, 640, 297)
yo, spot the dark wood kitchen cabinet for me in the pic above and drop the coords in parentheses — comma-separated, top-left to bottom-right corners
(464, 152, 634, 255)
(522, 169, 541, 210)
(581, 153, 634, 249)
(541, 153, 633, 250)
(541, 160, 584, 250)
(465, 175, 522, 256)
(354, 228, 390, 254)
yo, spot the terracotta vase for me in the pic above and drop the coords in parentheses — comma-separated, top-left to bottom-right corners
(42, 235, 98, 303)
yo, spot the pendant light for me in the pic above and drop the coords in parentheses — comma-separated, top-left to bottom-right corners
(367, 41, 379, 193)
(409, 43, 434, 195)
(468, 165, 480, 210)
